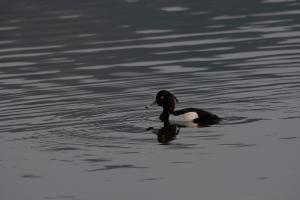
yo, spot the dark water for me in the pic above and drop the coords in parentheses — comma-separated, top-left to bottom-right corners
(1, 0, 300, 199)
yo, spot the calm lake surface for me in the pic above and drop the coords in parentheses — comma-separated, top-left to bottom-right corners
(1, 0, 300, 199)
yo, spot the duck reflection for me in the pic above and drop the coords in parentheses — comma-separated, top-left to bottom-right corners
(147, 120, 217, 144)
(147, 121, 180, 144)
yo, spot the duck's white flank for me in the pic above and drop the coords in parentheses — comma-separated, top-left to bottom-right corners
(169, 112, 198, 122)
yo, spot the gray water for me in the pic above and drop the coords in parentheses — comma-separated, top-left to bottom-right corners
(1, 0, 300, 199)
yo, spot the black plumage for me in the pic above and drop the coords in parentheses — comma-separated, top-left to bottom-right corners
(149, 90, 221, 125)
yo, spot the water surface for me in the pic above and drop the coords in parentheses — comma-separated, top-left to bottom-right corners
(1, 0, 300, 199)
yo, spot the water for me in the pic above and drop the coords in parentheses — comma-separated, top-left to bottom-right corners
(1, 0, 300, 199)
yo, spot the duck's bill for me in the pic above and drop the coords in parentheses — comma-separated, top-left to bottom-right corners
(145, 100, 157, 109)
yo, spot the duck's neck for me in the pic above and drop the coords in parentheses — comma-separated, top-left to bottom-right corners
(160, 108, 174, 121)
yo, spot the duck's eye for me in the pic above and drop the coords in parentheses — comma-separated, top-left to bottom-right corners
(160, 96, 164, 100)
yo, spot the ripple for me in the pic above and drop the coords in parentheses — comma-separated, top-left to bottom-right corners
(75, 33, 97, 38)
(47, 57, 75, 64)
(46, 147, 82, 151)
(65, 37, 258, 54)
(262, 31, 300, 39)
(0, 40, 16, 44)
(279, 136, 298, 140)
(252, 9, 300, 17)
(213, 15, 247, 20)
(83, 158, 111, 163)
(0, 26, 20, 31)
(150, 65, 206, 73)
(280, 38, 300, 44)
(160, 6, 189, 12)
(58, 14, 81, 19)
(219, 143, 257, 148)
(219, 49, 300, 60)
(21, 174, 42, 179)
(0, 52, 53, 59)
(87, 164, 147, 172)
(0, 45, 64, 53)
(125, 0, 140, 2)
(262, 0, 296, 3)
(222, 117, 266, 125)
(0, 62, 35, 68)
(135, 29, 173, 34)
(248, 19, 292, 25)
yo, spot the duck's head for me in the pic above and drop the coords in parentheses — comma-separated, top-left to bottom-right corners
(146, 90, 177, 112)
(145, 90, 178, 122)
(156, 90, 178, 112)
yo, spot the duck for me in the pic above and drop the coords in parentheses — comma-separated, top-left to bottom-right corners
(146, 90, 221, 125)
